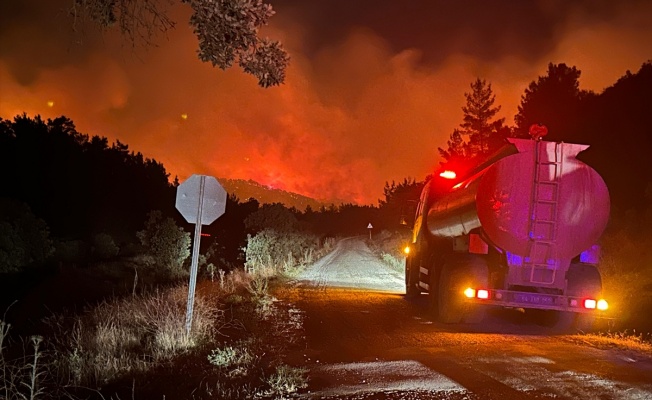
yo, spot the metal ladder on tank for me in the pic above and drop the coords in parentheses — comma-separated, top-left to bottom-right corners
(527, 141, 563, 285)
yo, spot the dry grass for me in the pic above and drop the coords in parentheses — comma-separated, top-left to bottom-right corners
(200, 296, 308, 400)
(565, 330, 652, 354)
(264, 364, 308, 398)
(1, 320, 47, 400)
(44, 284, 223, 387)
(0, 240, 324, 399)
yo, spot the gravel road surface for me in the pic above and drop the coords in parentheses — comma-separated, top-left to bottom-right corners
(279, 237, 652, 400)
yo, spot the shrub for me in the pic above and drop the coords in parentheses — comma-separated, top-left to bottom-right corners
(244, 203, 299, 233)
(369, 230, 410, 273)
(247, 274, 275, 317)
(202, 299, 308, 399)
(53, 239, 88, 264)
(0, 198, 54, 273)
(244, 229, 321, 276)
(92, 232, 120, 260)
(137, 210, 191, 277)
(207, 341, 255, 377)
(265, 364, 308, 398)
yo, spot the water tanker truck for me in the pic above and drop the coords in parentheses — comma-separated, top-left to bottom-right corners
(405, 134, 610, 329)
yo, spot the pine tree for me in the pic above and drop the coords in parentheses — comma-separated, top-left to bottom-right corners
(438, 78, 510, 172)
(460, 78, 506, 158)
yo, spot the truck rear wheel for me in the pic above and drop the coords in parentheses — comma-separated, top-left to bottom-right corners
(530, 263, 603, 331)
(566, 263, 602, 331)
(427, 259, 439, 313)
(438, 255, 488, 324)
(438, 264, 463, 323)
(405, 257, 421, 298)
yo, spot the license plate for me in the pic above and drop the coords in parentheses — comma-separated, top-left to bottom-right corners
(514, 293, 554, 305)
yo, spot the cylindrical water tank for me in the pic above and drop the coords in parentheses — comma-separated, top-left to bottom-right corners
(427, 138, 610, 260)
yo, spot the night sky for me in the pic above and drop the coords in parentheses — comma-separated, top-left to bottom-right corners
(1, 0, 650, 204)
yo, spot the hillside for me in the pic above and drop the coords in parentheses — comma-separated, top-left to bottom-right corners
(218, 178, 326, 211)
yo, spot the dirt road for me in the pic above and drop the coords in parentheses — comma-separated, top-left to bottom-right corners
(281, 237, 652, 400)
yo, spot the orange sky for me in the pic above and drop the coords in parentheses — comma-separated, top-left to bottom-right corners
(1, 0, 650, 204)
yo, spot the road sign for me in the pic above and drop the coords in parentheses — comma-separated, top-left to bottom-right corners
(175, 174, 227, 225)
(367, 223, 373, 239)
(175, 174, 227, 335)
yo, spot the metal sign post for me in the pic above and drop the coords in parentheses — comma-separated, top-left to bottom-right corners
(176, 174, 226, 335)
(367, 223, 373, 240)
(186, 176, 205, 336)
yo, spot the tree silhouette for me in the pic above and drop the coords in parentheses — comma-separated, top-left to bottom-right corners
(438, 129, 466, 171)
(244, 202, 299, 233)
(513, 61, 652, 213)
(0, 198, 54, 273)
(515, 63, 591, 140)
(439, 78, 511, 174)
(573, 61, 652, 214)
(0, 114, 175, 240)
(460, 79, 508, 156)
(70, 0, 290, 87)
(201, 195, 260, 269)
(137, 210, 191, 277)
(378, 178, 426, 229)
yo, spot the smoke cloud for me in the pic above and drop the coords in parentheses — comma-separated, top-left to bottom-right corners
(1, 0, 650, 204)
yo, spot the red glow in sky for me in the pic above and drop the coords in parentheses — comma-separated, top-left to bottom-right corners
(1, 0, 650, 204)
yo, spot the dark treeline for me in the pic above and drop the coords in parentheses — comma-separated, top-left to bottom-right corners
(515, 62, 652, 215)
(0, 115, 176, 241)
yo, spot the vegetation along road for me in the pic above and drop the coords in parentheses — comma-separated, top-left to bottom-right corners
(279, 237, 652, 400)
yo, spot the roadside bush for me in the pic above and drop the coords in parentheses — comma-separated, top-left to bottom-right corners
(137, 210, 191, 278)
(244, 203, 299, 233)
(244, 229, 321, 276)
(53, 239, 88, 265)
(202, 298, 308, 400)
(264, 364, 308, 398)
(599, 228, 652, 324)
(92, 232, 119, 260)
(0, 198, 54, 273)
(369, 230, 410, 273)
(207, 340, 256, 377)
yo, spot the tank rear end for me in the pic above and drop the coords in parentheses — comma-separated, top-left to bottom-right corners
(415, 137, 611, 327)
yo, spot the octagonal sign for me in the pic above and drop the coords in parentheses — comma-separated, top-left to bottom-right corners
(176, 174, 227, 225)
